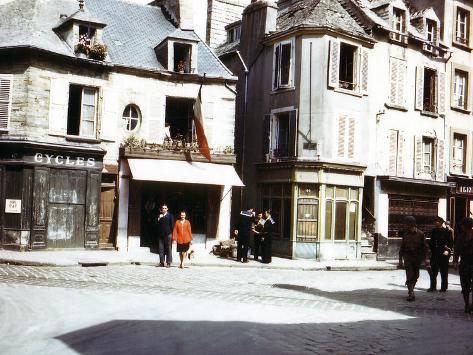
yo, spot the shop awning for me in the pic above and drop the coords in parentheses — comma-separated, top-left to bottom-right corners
(127, 159, 244, 186)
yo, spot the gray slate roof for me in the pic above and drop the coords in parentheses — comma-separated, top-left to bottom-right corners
(0, 0, 233, 79)
(276, 0, 371, 40)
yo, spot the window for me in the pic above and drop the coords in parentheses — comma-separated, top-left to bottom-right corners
(339, 43, 357, 90)
(452, 133, 467, 173)
(122, 104, 141, 132)
(173, 43, 192, 73)
(416, 66, 445, 114)
(392, 8, 407, 33)
(426, 20, 437, 44)
(423, 68, 437, 113)
(453, 69, 468, 109)
(422, 137, 434, 173)
(259, 183, 292, 239)
(270, 111, 297, 158)
(227, 25, 241, 43)
(165, 97, 195, 143)
(273, 41, 293, 89)
(388, 57, 407, 107)
(456, 8, 470, 46)
(297, 185, 319, 240)
(325, 186, 359, 241)
(79, 25, 96, 44)
(67, 84, 97, 137)
(0, 75, 12, 130)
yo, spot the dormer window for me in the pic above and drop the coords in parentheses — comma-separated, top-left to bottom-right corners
(174, 43, 192, 73)
(426, 20, 437, 44)
(79, 25, 96, 44)
(227, 25, 241, 43)
(393, 8, 406, 33)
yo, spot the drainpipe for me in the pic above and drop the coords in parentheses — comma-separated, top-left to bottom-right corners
(236, 50, 249, 208)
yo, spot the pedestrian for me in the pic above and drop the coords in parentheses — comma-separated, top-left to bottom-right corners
(398, 215, 431, 301)
(261, 209, 275, 264)
(235, 206, 254, 263)
(428, 216, 453, 292)
(252, 212, 265, 261)
(172, 211, 193, 269)
(453, 217, 473, 313)
(157, 204, 174, 267)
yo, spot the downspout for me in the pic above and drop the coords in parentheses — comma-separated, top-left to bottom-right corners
(236, 50, 249, 208)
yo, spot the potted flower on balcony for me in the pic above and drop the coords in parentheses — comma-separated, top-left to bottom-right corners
(88, 42, 108, 61)
(75, 34, 90, 58)
(177, 60, 185, 73)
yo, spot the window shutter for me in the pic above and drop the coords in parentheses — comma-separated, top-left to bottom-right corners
(389, 58, 398, 105)
(360, 48, 369, 95)
(437, 71, 446, 115)
(414, 135, 423, 176)
(48, 78, 68, 135)
(415, 66, 424, 111)
(397, 60, 407, 107)
(397, 130, 405, 176)
(436, 138, 445, 181)
(148, 96, 162, 143)
(328, 40, 340, 88)
(289, 110, 298, 157)
(262, 114, 271, 161)
(337, 115, 346, 157)
(388, 130, 398, 175)
(0, 75, 12, 130)
(347, 117, 355, 158)
(273, 44, 280, 89)
(100, 89, 118, 141)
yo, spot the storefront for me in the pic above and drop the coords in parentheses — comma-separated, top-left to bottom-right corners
(116, 150, 243, 251)
(447, 176, 473, 229)
(256, 161, 365, 260)
(0, 139, 105, 250)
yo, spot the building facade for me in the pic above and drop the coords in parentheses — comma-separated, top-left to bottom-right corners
(0, 0, 241, 251)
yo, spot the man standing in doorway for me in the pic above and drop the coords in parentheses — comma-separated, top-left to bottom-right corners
(398, 215, 431, 301)
(157, 204, 174, 267)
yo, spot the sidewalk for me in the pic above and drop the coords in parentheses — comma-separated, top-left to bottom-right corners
(0, 246, 397, 271)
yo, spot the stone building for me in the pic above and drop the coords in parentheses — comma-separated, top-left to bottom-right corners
(0, 0, 241, 251)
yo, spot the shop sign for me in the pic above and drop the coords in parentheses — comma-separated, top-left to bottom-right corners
(457, 185, 473, 195)
(33, 153, 96, 167)
(5, 199, 21, 214)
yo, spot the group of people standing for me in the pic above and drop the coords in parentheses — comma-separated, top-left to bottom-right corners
(235, 207, 275, 264)
(156, 204, 193, 269)
(398, 215, 473, 313)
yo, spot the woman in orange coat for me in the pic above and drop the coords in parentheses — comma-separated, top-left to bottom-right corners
(172, 211, 193, 268)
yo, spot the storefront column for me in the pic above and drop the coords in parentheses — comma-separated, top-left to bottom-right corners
(216, 184, 232, 241)
(376, 188, 389, 238)
(117, 160, 130, 251)
(438, 197, 447, 221)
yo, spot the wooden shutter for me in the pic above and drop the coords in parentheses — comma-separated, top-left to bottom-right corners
(389, 58, 399, 105)
(360, 48, 369, 95)
(147, 96, 162, 143)
(273, 44, 280, 89)
(347, 117, 355, 158)
(262, 114, 271, 161)
(48, 78, 68, 135)
(414, 135, 423, 176)
(289, 110, 298, 157)
(397, 130, 405, 176)
(437, 71, 446, 115)
(397, 60, 407, 107)
(388, 130, 398, 175)
(101, 89, 118, 141)
(337, 115, 346, 157)
(328, 40, 340, 88)
(0, 75, 12, 130)
(436, 138, 445, 181)
(415, 66, 424, 111)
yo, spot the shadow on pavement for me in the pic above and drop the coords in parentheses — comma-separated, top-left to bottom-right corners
(56, 318, 472, 355)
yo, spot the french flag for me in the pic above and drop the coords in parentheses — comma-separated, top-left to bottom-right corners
(193, 86, 211, 162)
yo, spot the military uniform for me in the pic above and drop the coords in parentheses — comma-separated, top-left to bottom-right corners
(261, 217, 275, 264)
(237, 210, 253, 262)
(399, 226, 430, 300)
(453, 225, 473, 312)
(429, 226, 453, 291)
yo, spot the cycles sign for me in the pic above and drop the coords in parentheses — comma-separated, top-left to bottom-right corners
(33, 153, 96, 167)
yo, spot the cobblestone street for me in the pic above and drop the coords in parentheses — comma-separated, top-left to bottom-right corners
(0, 265, 472, 355)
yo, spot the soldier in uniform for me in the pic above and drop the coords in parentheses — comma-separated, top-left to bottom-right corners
(235, 207, 254, 263)
(261, 209, 275, 264)
(428, 216, 453, 292)
(453, 217, 473, 313)
(398, 216, 431, 301)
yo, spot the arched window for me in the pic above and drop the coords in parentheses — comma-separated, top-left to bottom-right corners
(122, 104, 141, 132)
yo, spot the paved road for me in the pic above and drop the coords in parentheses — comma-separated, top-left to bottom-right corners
(0, 265, 471, 355)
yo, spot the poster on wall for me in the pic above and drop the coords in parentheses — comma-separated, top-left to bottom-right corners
(5, 199, 21, 214)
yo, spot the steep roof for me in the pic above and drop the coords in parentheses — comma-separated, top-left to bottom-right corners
(275, 0, 372, 40)
(0, 0, 234, 79)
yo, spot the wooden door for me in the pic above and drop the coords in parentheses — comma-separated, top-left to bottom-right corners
(99, 185, 116, 248)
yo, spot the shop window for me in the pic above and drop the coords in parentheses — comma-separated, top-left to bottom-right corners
(422, 137, 435, 173)
(259, 183, 292, 239)
(270, 111, 297, 159)
(324, 200, 333, 240)
(456, 7, 470, 46)
(453, 69, 468, 110)
(174, 43, 192, 73)
(0, 75, 12, 130)
(273, 40, 294, 89)
(325, 186, 359, 241)
(67, 84, 97, 137)
(297, 198, 319, 240)
(452, 133, 467, 173)
(122, 104, 141, 132)
(165, 97, 195, 143)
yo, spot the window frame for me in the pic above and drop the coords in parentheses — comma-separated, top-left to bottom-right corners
(122, 104, 141, 132)
(324, 186, 360, 242)
(392, 7, 407, 34)
(451, 64, 471, 112)
(272, 39, 295, 90)
(0, 74, 13, 131)
(269, 107, 298, 159)
(452, 133, 467, 174)
(422, 136, 435, 174)
(455, 6, 470, 47)
(66, 84, 98, 139)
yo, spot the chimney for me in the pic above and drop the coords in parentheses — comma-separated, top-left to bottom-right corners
(179, 0, 194, 31)
(240, 1, 277, 64)
(79, 0, 85, 11)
